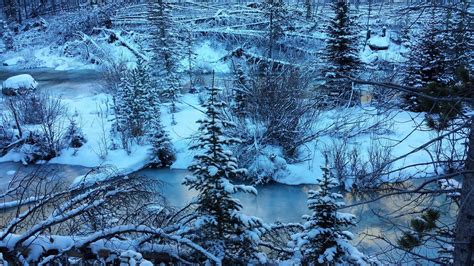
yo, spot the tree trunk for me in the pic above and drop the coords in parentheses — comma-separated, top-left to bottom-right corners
(454, 117, 474, 265)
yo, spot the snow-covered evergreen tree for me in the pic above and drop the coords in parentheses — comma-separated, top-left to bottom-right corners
(321, 0, 361, 105)
(183, 85, 265, 263)
(148, 109, 175, 168)
(115, 61, 154, 139)
(446, 0, 472, 75)
(405, 10, 447, 89)
(148, 0, 181, 125)
(64, 118, 86, 149)
(403, 9, 449, 112)
(291, 165, 367, 265)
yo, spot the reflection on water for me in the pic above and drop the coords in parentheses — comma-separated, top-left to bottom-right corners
(138, 168, 456, 261)
(0, 163, 456, 263)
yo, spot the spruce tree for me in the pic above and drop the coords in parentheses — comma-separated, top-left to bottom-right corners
(148, 117, 175, 168)
(321, 0, 361, 105)
(405, 10, 447, 89)
(183, 84, 264, 263)
(447, 0, 472, 75)
(115, 61, 153, 139)
(291, 165, 367, 265)
(403, 9, 448, 111)
(148, 0, 181, 125)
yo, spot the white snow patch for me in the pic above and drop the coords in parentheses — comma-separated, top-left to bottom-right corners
(3, 56, 26, 66)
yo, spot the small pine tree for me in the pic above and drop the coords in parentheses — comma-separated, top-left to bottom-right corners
(148, 112, 175, 168)
(183, 84, 264, 263)
(64, 118, 86, 149)
(115, 60, 165, 153)
(291, 165, 367, 265)
(321, 0, 361, 105)
(148, 0, 181, 124)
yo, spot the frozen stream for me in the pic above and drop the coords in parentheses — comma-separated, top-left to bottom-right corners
(0, 66, 101, 98)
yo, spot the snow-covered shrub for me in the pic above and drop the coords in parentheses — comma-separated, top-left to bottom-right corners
(231, 66, 315, 158)
(1, 74, 38, 96)
(248, 146, 289, 184)
(19, 131, 55, 163)
(15, 93, 46, 124)
(323, 139, 393, 190)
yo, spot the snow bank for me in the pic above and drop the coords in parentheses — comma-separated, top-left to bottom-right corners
(3, 56, 26, 66)
(1, 74, 38, 95)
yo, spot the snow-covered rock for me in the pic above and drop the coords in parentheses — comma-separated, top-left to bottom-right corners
(368, 35, 390, 50)
(3, 56, 26, 66)
(1, 74, 38, 96)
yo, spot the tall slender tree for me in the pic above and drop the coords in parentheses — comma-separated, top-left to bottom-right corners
(403, 9, 448, 112)
(264, 0, 287, 59)
(321, 0, 361, 105)
(148, 0, 181, 125)
(183, 82, 264, 263)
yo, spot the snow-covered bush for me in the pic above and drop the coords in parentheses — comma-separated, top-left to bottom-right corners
(14, 93, 46, 125)
(323, 139, 393, 190)
(1, 74, 38, 96)
(227, 65, 317, 174)
(19, 131, 55, 163)
(247, 146, 289, 184)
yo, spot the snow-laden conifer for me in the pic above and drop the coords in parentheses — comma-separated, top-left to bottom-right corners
(291, 165, 367, 265)
(183, 84, 265, 263)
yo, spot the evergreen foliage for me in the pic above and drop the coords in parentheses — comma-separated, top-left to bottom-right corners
(264, 0, 288, 59)
(64, 118, 86, 149)
(291, 165, 367, 265)
(115, 60, 155, 139)
(183, 85, 264, 263)
(232, 64, 249, 117)
(148, 116, 175, 168)
(404, 10, 447, 89)
(321, 0, 361, 105)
